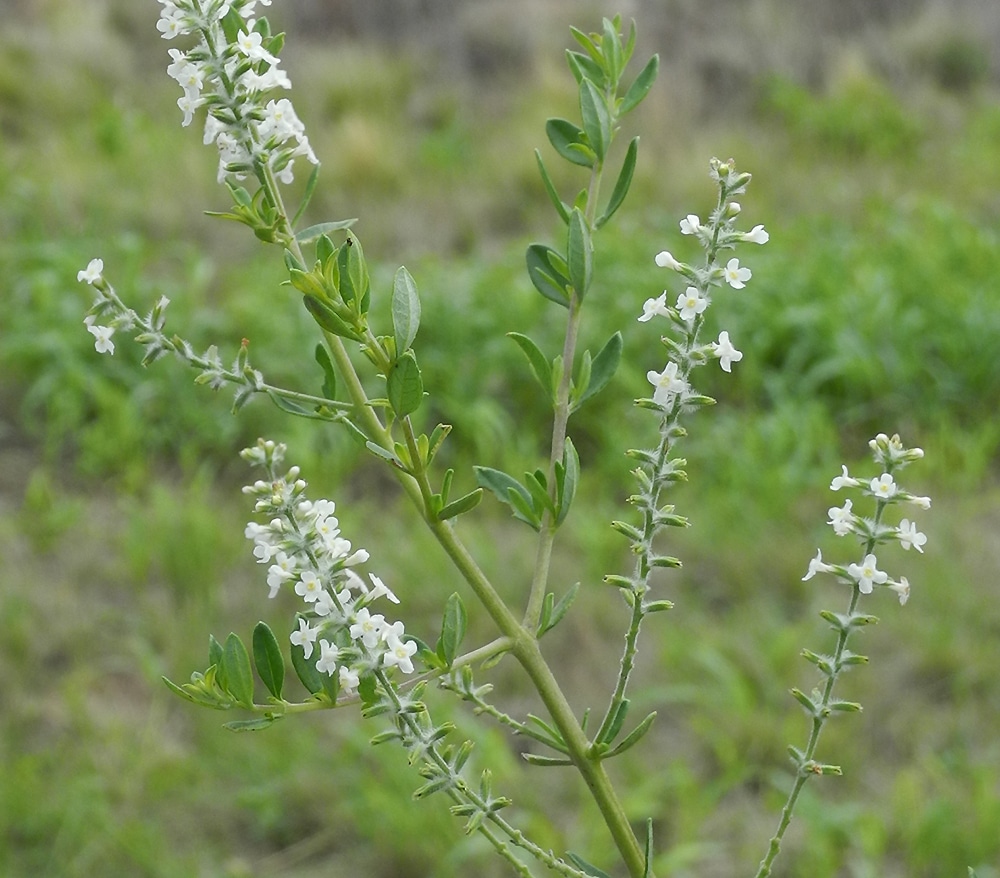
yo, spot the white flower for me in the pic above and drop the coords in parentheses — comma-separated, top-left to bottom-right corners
(290, 617, 319, 660)
(711, 330, 742, 372)
(742, 224, 769, 244)
(869, 473, 898, 501)
(654, 250, 682, 271)
(847, 553, 888, 594)
(266, 551, 296, 597)
(338, 665, 360, 692)
(315, 639, 339, 676)
(830, 466, 861, 491)
(638, 292, 670, 323)
(897, 519, 927, 553)
(313, 590, 336, 617)
(723, 257, 751, 289)
(295, 569, 324, 602)
(87, 324, 115, 355)
(236, 29, 278, 64)
(909, 495, 932, 510)
(679, 214, 701, 235)
(646, 361, 687, 407)
(382, 634, 417, 675)
(77, 258, 104, 284)
(368, 573, 399, 604)
(675, 287, 708, 321)
(887, 576, 910, 605)
(349, 608, 386, 649)
(827, 499, 855, 536)
(802, 549, 835, 581)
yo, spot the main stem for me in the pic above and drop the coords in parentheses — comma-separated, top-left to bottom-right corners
(265, 174, 647, 877)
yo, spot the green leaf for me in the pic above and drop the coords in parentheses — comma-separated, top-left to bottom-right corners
(601, 17, 623, 84)
(566, 208, 594, 299)
(507, 332, 554, 402)
(391, 266, 421, 354)
(386, 350, 424, 417)
(223, 717, 277, 732)
(545, 118, 593, 168)
(566, 852, 613, 878)
(437, 488, 483, 521)
(220, 632, 255, 709)
(315, 233, 336, 267)
(574, 331, 622, 409)
(314, 343, 337, 400)
(642, 818, 654, 878)
(290, 634, 324, 696)
(605, 711, 657, 758)
(265, 390, 312, 417)
(596, 137, 638, 229)
(538, 582, 580, 637)
(162, 675, 214, 708)
(565, 49, 604, 87)
(338, 234, 369, 310)
(252, 621, 284, 701)
(302, 294, 361, 341)
(554, 437, 580, 525)
(436, 593, 468, 667)
(208, 634, 224, 669)
(521, 753, 573, 766)
(295, 218, 357, 243)
(620, 54, 659, 115)
(473, 467, 540, 529)
(595, 698, 630, 746)
(523, 469, 554, 515)
(534, 150, 571, 224)
(525, 243, 571, 308)
(291, 162, 321, 227)
(579, 79, 612, 163)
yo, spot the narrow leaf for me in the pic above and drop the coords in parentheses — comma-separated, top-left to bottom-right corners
(566, 852, 613, 878)
(291, 162, 321, 227)
(314, 343, 337, 400)
(521, 753, 573, 767)
(596, 698, 630, 745)
(620, 54, 659, 115)
(208, 634, 224, 669)
(605, 711, 657, 758)
(295, 218, 357, 243)
(437, 488, 483, 521)
(252, 621, 284, 701)
(525, 243, 571, 307)
(290, 636, 324, 696)
(539, 583, 580, 636)
(387, 350, 424, 417)
(596, 137, 638, 229)
(508, 332, 554, 402)
(579, 79, 612, 162)
(391, 266, 421, 354)
(338, 234, 369, 309)
(575, 331, 622, 408)
(534, 150, 571, 224)
(223, 717, 276, 732)
(302, 294, 361, 341)
(567, 208, 594, 299)
(555, 437, 580, 525)
(565, 50, 604, 86)
(221, 632, 255, 709)
(436, 593, 468, 667)
(545, 118, 593, 168)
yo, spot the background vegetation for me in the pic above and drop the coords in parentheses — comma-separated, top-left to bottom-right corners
(1, 1, 999, 876)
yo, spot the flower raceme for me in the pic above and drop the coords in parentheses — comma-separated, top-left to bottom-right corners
(641, 158, 765, 411)
(157, 0, 317, 184)
(804, 433, 928, 606)
(241, 439, 415, 695)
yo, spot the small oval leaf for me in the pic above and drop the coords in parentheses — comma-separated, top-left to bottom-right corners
(387, 350, 424, 417)
(252, 621, 284, 701)
(391, 266, 421, 354)
(221, 632, 255, 709)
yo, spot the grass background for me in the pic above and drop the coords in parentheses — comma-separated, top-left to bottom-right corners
(1, 1, 999, 876)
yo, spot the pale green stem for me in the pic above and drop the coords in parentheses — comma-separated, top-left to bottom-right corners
(754, 502, 888, 877)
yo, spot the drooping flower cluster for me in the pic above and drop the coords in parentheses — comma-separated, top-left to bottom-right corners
(157, 0, 316, 183)
(639, 158, 767, 412)
(241, 439, 418, 695)
(802, 433, 929, 605)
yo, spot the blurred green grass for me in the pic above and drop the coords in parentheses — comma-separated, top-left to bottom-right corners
(2, 2, 1000, 877)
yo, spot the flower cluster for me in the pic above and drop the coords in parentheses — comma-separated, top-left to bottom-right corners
(241, 439, 418, 695)
(158, 0, 316, 183)
(803, 433, 929, 605)
(640, 158, 767, 412)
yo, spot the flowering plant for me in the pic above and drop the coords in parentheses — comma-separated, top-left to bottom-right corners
(79, 2, 932, 876)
